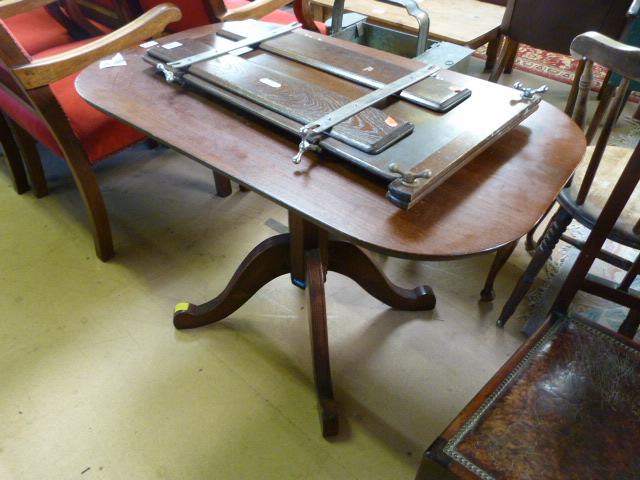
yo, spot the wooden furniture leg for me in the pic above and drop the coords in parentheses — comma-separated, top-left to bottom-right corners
(484, 35, 502, 71)
(503, 40, 518, 74)
(497, 208, 573, 326)
(0, 113, 29, 194)
(305, 247, 339, 436)
(212, 170, 233, 197)
(10, 120, 48, 198)
(488, 38, 519, 83)
(479, 239, 519, 301)
(173, 212, 436, 436)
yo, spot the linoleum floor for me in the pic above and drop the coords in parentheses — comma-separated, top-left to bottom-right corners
(1, 53, 634, 479)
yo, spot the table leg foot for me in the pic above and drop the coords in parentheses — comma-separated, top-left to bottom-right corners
(327, 240, 436, 310)
(306, 248, 340, 436)
(174, 234, 292, 329)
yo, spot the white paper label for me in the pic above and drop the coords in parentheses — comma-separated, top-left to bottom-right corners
(99, 53, 127, 69)
(259, 78, 281, 88)
(163, 42, 183, 49)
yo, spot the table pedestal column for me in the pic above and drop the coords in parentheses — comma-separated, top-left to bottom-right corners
(174, 211, 436, 436)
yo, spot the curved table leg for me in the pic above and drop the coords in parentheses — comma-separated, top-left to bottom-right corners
(327, 240, 436, 310)
(306, 248, 339, 437)
(479, 239, 519, 302)
(174, 234, 292, 329)
(173, 219, 436, 437)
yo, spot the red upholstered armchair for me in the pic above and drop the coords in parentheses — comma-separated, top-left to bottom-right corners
(0, 1, 182, 261)
(4, 4, 85, 55)
(135, 0, 326, 32)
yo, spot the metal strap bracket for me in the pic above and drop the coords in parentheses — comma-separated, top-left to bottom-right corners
(293, 64, 439, 163)
(167, 22, 301, 69)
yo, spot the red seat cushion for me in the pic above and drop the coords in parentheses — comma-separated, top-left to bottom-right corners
(3, 7, 76, 55)
(225, 0, 327, 33)
(138, 0, 213, 32)
(0, 38, 145, 164)
(139, 0, 326, 33)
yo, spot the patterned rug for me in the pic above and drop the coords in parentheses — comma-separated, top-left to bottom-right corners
(474, 44, 640, 98)
(521, 222, 640, 342)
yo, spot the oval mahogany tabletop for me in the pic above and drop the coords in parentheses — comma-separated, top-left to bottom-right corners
(76, 24, 586, 261)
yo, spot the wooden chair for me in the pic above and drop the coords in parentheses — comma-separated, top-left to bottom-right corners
(489, 0, 637, 85)
(2, 3, 96, 55)
(71, 0, 139, 29)
(1, 2, 108, 195)
(497, 32, 640, 332)
(0, 1, 182, 261)
(417, 41, 640, 477)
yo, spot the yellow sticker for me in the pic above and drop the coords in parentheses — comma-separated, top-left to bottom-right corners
(175, 302, 190, 313)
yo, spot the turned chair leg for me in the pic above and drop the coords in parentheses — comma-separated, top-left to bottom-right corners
(525, 204, 560, 252)
(497, 209, 573, 327)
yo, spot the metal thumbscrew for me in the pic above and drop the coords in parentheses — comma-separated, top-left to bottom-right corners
(156, 63, 175, 83)
(388, 163, 432, 187)
(513, 82, 548, 100)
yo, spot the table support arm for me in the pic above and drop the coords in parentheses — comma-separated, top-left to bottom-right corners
(173, 215, 436, 435)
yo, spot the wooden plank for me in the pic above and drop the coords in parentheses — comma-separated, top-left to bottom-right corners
(77, 22, 585, 258)
(147, 38, 414, 154)
(145, 26, 540, 209)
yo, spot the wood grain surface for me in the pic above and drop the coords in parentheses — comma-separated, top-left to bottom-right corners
(76, 24, 585, 261)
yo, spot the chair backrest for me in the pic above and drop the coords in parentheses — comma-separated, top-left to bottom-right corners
(137, 0, 220, 31)
(502, 0, 635, 54)
(68, 0, 139, 28)
(552, 31, 640, 320)
(564, 32, 640, 235)
(136, 0, 296, 32)
(553, 122, 640, 319)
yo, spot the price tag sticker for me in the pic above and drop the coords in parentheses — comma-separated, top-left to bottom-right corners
(260, 78, 282, 88)
(163, 41, 183, 50)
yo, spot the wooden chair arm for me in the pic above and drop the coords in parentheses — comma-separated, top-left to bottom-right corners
(0, 0, 58, 18)
(292, 0, 320, 32)
(221, 0, 292, 22)
(13, 3, 182, 89)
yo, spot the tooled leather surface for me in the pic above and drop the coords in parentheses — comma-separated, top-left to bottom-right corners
(454, 320, 640, 480)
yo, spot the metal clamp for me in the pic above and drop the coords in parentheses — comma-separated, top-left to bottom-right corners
(514, 82, 548, 100)
(168, 22, 301, 69)
(156, 63, 176, 83)
(293, 126, 316, 164)
(291, 64, 438, 163)
(388, 163, 432, 187)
